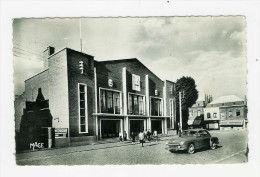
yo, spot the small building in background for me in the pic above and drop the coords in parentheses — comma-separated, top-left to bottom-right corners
(204, 95, 247, 130)
(188, 94, 212, 129)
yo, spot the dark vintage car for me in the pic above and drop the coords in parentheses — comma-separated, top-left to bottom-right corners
(166, 129, 219, 154)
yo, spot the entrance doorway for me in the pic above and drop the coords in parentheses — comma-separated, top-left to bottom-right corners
(101, 120, 120, 138)
(130, 120, 144, 134)
(151, 120, 162, 134)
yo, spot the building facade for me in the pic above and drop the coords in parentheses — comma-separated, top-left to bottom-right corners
(15, 47, 177, 146)
(188, 95, 212, 127)
(203, 95, 247, 130)
(188, 99, 205, 125)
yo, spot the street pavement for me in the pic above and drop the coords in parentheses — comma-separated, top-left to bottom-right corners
(16, 130, 248, 165)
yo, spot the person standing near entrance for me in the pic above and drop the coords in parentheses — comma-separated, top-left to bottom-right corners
(143, 130, 147, 140)
(131, 132, 136, 144)
(123, 131, 127, 141)
(153, 130, 158, 142)
(138, 131, 144, 147)
(147, 130, 151, 142)
(119, 131, 123, 142)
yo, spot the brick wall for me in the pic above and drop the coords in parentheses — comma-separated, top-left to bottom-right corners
(96, 61, 123, 91)
(67, 49, 95, 137)
(219, 106, 247, 120)
(24, 70, 49, 101)
(48, 49, 70, 131)
(165, 80, 175, 117)
(95, 59, 167, 116)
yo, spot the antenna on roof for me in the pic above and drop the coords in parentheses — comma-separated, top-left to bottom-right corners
(79, 18, 82, 52)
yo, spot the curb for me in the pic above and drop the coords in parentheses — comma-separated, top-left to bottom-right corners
(16, 135, 177, 155)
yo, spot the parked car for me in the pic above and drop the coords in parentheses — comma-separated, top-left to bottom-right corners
(165, 129, 219, 154)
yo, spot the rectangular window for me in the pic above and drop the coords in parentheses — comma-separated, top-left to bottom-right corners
(113, 92, 120, 114)
(236, 110, 241, 116)
(170, 101, 173, 117)
(213, 113, 217, 118)
(133, 95, 138, 114)
(139, 96, 144, 115)
(128, 95, 132, 114)
(151, 97, 162, 116)
(100, 89, 121, 114)
(101, 90, 106, 113)
(190, 109, 193, 117)
(228, 111, 233, 117)
(107, 91, 113, 113)
(128, 93, 145, 115)
(197, 110, 201, 116)
(207, 113, 211, 118)
(79, 84, 88, 133)
(221, 112, 225, 119)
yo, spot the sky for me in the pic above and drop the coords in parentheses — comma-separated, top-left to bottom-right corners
(13, 17, 247, 99)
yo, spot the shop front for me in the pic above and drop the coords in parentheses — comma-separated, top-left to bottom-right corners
(219, 119, 247, 130)
(151, 119, 162, 134)
(98, 117, 123, 139)
(205, 120, 220, 130)
(129, 119, 145, 134)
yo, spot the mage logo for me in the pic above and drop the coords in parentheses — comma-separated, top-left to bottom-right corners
(30, 142, 44, 150)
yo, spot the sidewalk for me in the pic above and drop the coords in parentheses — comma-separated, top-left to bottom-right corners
(16, 135, 176, 161)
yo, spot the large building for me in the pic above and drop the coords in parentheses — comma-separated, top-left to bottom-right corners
(15, 47, 177, 146)
(203, 95, 247, 130)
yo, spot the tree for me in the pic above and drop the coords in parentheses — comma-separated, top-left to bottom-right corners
(175, 76, 198, 130)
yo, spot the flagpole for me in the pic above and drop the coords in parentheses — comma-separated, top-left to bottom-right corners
(79, 18, 82, 52)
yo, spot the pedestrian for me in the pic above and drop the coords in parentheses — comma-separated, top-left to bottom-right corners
(138, 131, 145, 147)
(177, 123, 180, 135)
(143, 130, 147, 140)
(119, 131, 123, 142)
(147, 130, 151, 142)
(123, 131, 127, 141)
(153, 130, 158, 142)
(131, 132, 136, 144)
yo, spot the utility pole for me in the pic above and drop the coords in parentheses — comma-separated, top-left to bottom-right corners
(179, 91, 182, 132)
(179, 90, 185, 133)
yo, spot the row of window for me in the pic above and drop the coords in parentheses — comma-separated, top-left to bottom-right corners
(207, 113, 217, 118)
(206, 110, 241, 119)
(99, 88, 166, 116)
(189, 110, 201, 117)
(78, 86, 174, 133)
(227, 110, 241, 117)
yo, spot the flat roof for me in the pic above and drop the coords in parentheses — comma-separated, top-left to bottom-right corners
(47, 47, 94, 59)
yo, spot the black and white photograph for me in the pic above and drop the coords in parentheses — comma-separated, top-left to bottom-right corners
(0, 1, 260, 177)
(13, 16, 248, 165)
